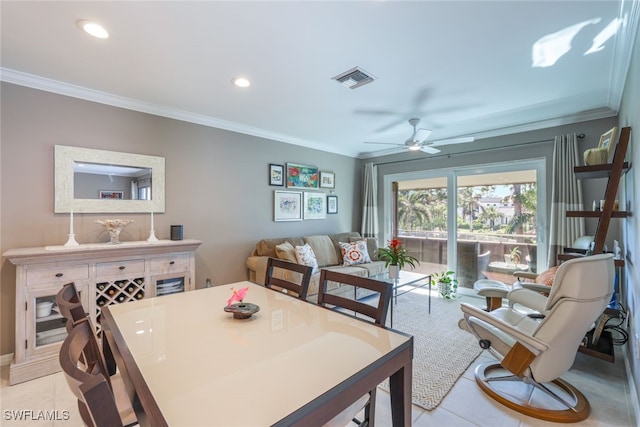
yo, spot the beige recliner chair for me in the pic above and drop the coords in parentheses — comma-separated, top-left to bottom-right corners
(459, 254, 614, 422)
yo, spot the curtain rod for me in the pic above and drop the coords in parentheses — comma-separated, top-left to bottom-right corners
(370, 133, 585, 167)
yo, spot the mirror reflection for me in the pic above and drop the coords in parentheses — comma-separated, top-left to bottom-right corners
(73, 161, 152, 200)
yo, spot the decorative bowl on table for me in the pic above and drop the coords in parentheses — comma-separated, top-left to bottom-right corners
(224, 303, 260, 319)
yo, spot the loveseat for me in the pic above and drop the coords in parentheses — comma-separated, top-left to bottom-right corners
(246, 232, 386, 303)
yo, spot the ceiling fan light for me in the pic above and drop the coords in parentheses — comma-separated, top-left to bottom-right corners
(408, 145, 422, 151)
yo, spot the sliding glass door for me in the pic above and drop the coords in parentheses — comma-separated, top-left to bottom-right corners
(383, 159, 545, 290)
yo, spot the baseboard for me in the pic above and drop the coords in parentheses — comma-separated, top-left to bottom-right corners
(622, 346, 640, 425)
(1, 353, 14, 366)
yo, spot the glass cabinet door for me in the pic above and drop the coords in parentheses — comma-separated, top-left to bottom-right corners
(26, 283, 88, 357)
(151, 273, 190, 297)
(33, 294, 66, 349)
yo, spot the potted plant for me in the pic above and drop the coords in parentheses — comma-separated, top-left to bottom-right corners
(509, 246, 521, 264)
(377, 239, 419, 279)
(431, 271, 458, 299)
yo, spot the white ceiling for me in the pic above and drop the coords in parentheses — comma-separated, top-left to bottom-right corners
(1, 1, 638, 159)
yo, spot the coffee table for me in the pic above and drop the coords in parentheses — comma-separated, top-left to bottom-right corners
(369, 270, 432, 327)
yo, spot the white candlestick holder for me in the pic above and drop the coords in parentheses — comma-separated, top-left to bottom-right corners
(147, 229, 159, 243)
(147, 210, 158, 242)
(64, 210, 79, 246)
(64, 234, 79, 247)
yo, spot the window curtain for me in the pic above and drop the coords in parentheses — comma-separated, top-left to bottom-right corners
(361, 163, 378, 238)
(547, 133, 585, 266)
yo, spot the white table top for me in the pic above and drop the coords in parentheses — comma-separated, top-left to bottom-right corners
(104, 281, 411, 426)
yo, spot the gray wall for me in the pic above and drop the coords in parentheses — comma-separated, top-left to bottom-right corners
(0, 83, 360, 355)
(617, 15, 640, 409)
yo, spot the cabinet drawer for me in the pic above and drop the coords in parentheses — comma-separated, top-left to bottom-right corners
(96, 259, 146, 277)
(150, 254, 190, 272)
(27, 265, 89, 285)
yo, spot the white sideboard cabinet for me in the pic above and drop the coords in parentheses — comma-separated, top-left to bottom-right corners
(3, 239, 202, 385)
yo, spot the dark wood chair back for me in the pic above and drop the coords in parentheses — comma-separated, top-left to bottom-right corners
(56, 282, 88, 331)
(317, 269, 391, 326)
(59, 319, 123, 427)
(56, 282, 110, 376)
(264, 257, 312, 300)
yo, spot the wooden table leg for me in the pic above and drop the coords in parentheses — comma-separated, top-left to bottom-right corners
(389, 359, 412, 426)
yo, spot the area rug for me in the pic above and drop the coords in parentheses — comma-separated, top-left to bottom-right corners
(379, 290, 482, 410)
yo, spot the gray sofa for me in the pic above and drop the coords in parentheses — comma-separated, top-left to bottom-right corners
(246, 232, 386, 303)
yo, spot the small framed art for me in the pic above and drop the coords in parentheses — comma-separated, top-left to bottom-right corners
(269, 164, 284, 186)
(320, 171, 335, 188)
(99, 190, 124, 199)
(274, 190, 302, 221)
(598, 127, 617, 158)
(286, 163, 319, 188)
(303, 192, 326, 220)
(327, 195, 338, 214)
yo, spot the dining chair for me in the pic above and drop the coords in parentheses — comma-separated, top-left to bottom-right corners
(56, 282, 88, 329)
(264, 257, 312, 300)
(317, 269, 393, 427)
(59, 318, 138, 427)
(56, 282, 106, 371)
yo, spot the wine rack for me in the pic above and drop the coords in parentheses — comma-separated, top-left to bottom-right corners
(95, 277, 145, 336)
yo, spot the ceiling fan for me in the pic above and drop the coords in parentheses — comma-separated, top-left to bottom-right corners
(364, 118, 474, 154)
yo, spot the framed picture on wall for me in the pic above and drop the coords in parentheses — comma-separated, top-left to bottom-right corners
(320, 171, 335, 188)
(327, 195, 338, 214)
(286, 163, 319, 188)
(99, 190, 124, 199)
(274, 190, 302, 221)
(303, 192, 326, 220)
(269, 164, 284, 186)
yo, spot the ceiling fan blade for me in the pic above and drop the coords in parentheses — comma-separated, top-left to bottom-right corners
(364, 141, 404, 146)
(412, 87, 432, 110)
(353, 108, 399, 116)
(414, 128, 432, 142)
(430, 136, 475, 146)
(375, 117, 409, 133)
(419, 146, 441, 154)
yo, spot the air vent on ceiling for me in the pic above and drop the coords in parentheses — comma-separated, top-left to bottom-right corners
(331, 67, 376, 89)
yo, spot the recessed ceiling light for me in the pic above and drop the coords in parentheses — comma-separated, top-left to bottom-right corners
(232, 77, 251, 88)
(77, 20, 109, 39)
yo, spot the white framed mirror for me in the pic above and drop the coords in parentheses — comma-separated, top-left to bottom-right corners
(55, 145, 165, 213)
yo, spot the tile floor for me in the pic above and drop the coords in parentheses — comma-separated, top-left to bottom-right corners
(1, 293, 637, 426)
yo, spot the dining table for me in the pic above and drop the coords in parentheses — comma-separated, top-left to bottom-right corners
(101, 281, 413, 426)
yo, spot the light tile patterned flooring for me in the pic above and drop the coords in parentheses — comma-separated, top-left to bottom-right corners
(0, 292, 636, 426)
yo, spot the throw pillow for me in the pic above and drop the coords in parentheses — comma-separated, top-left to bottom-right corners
(303, 235, 338, 267)
(349, 237, 379, 261)
(339, 240, 372, 266)
(275, 242, 297, 263)
(294, 243, 319, 274)
(535, 266, 559, 286)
